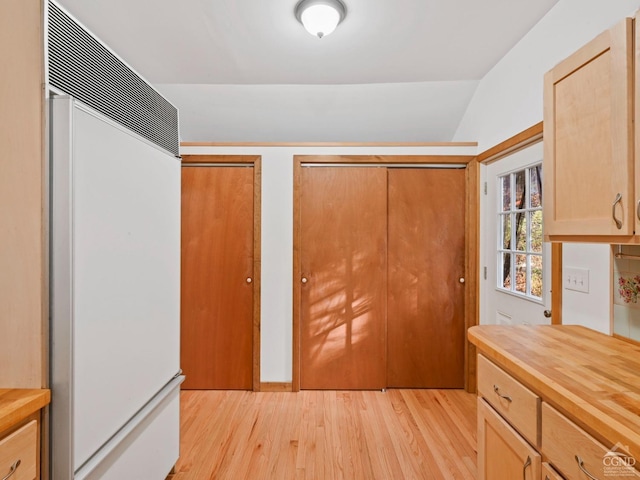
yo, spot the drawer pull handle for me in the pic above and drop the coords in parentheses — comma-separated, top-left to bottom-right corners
(2, 460, 21, 480)
(493, 385, 513, 402)
(522, 455, 531, 479)
(575, 455, 600, 480)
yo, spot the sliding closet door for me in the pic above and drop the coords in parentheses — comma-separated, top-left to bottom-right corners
(387, 168, 466, 388)
(300, 167, 387, 390)
(181, 166, 254, 389)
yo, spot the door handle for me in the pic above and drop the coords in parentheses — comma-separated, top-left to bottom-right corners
(543, 310, 551, 318)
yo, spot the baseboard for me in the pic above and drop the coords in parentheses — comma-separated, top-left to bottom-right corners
(259, 382, 293, 392)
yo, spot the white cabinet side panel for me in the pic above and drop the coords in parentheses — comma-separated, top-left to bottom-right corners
(71, 106, 180, 470)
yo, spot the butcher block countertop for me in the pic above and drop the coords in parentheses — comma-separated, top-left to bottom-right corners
(468, 325, 640, 463)
(0, 389, 50, 433)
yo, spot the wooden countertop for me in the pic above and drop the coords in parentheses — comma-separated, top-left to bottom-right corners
(468, 325, 640, 462)
(0, 389, 50, 433)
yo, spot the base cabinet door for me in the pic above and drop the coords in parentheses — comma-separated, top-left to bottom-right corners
(478, 398, 541, 480)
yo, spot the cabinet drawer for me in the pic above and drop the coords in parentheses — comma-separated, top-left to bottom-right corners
(542, 462, 564, 480)
(542, 403, 640, 479)
(477, 354, 540, 447)
(0, 420, 37, 480)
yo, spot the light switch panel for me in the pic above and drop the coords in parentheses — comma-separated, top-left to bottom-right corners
(565, 266, 589, 293)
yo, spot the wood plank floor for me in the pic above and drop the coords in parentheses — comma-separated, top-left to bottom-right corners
(168, 389, 477, 479)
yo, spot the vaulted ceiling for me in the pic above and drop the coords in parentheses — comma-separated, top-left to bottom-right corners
(55, 0, 560, 141)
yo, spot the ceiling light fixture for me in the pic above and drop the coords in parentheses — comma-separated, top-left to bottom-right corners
(294, 0, 347, 39)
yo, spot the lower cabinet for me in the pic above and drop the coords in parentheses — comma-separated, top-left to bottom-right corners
(0, 418, 37, 480)
(477, 354, 640, 480)
(543, 403, 640, 480)
(0, 390, 49, 480)
(478, 398, 541, 480)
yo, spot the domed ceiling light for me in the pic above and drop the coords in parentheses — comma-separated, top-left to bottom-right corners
(294, 0, 347, 39)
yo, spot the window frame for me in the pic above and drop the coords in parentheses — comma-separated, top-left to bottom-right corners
(496, 163, 543, 302)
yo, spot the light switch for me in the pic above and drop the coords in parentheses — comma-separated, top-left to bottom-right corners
(565, 267, 589, 293)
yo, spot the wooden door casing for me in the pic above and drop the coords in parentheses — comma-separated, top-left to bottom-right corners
(299, 167, 388, 390)
(387, 168, 466, 388)
(181, 165, 254, 389)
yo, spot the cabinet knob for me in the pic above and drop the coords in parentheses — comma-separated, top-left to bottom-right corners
(459, 277, 465, 284)
(246, 277, 252, 284)
(301, 277, 308, 284)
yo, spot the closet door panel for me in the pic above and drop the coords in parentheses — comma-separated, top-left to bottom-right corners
(387, 168, 466, 388)
(181, 166, 254, 389)
(300, 167, 387, 389)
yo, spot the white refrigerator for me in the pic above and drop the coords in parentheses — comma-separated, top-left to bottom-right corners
(50, 96, 183, 479)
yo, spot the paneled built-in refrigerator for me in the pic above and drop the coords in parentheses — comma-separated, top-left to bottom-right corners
(48, 2, 183, 478)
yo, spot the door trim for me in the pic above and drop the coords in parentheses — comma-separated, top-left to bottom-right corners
(477, 124, 562, 328)
(182, 154, 262, 391)
(476, 122, 543, 164)
(292, 155, 477, 392)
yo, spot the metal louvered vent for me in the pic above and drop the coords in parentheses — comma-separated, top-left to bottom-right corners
(47, 1, 179, 156)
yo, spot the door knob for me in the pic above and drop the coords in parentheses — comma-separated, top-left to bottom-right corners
(246, 277, 253, 284)
(301, 277, 308, 284)
(543, 310, 552, 318)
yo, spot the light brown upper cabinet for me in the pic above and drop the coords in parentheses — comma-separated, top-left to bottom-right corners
(543, 16, 635, 240)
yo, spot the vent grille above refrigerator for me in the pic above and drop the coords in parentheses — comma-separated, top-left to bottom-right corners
(47, 1, 179, 156)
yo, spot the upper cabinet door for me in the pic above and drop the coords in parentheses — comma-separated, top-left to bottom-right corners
(543, 17, 634, 237)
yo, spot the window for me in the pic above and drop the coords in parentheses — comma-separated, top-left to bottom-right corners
(498, 164, 543, 299)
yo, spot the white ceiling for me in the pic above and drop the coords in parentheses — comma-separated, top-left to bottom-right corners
(55, 0, 560, 141)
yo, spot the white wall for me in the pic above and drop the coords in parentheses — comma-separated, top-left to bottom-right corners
(454, 0, 640, 333)
(158, 82, 478, 143)
(180, 144, 476, 382)
(453, 0, 640, 152)
(562, 243, 611, 333)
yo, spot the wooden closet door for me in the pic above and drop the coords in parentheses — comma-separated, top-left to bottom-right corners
(181, 166, 254, 389)
(300, 167, 387, 390)
(387, 168, 465, 388)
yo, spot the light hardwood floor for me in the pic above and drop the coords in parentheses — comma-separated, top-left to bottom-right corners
(168, 389, 477, 479)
